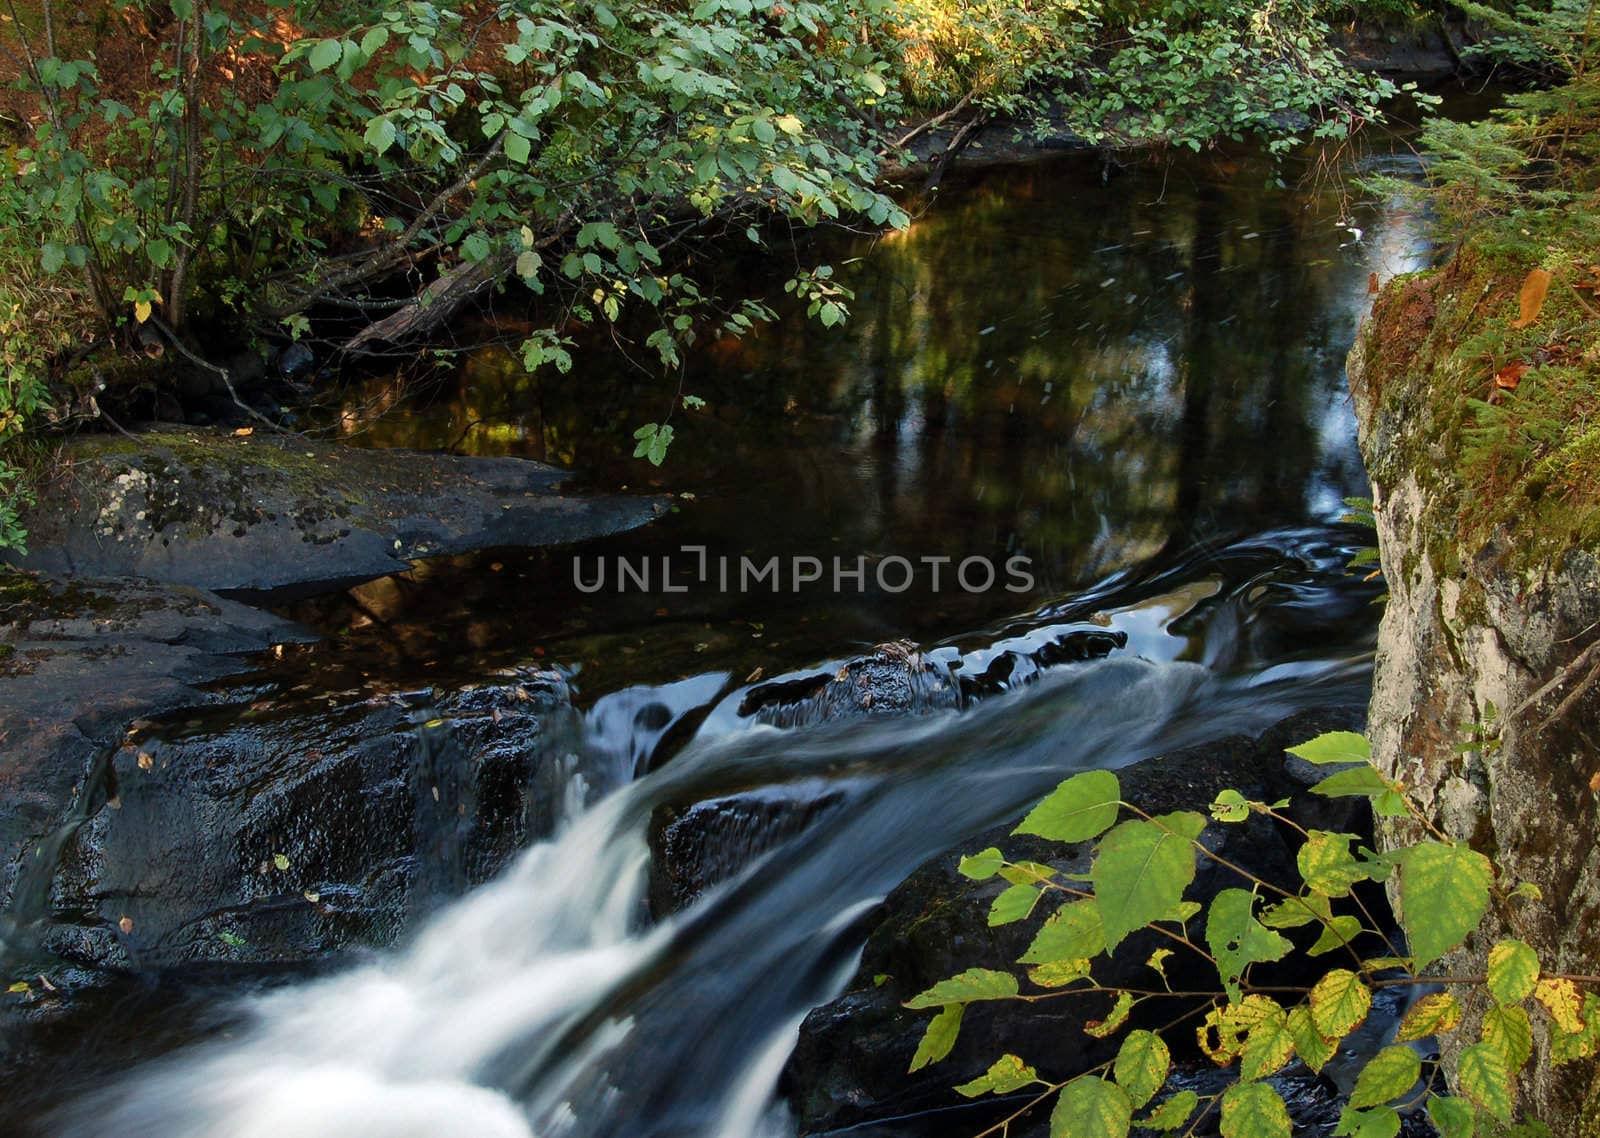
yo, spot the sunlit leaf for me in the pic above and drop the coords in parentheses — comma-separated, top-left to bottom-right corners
(1050, 1077, 1132, 1138)
(955, 1053, 1036, 1097)
(1014, 770, 1121, 843)
(1220, 1081, 1290, 1138)
(1092, 813, 1204, 951)
(1113, 1030, 1169, 1108)
(1395, 991, 1462, 1043)
(905, 968, 1019, 1009)
(1348, 1044, 1421, 1108)
(1396, 841, 1492, 971)
(1458, 1042, 1514, 1121)
(1309, 969, 1370, 1039)
(1486, 939, 1539, 1005)
(909, 1004, 963, 1072)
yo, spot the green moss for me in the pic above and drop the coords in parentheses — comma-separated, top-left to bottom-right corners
(1360, 213, 1600, 580)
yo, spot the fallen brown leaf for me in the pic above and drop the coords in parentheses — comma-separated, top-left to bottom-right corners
(1511, 268, 1552, 329)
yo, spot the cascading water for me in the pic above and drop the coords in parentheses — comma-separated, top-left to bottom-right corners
(49, 558, 1373, 1138)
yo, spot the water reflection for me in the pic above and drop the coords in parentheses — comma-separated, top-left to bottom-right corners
(300, 147, 1428, 687)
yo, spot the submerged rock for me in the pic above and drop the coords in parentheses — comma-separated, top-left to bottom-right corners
(8, 428, 667, 598)
(781, 706, 1370, 1137)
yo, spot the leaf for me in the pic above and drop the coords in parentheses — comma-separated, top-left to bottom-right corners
(504, 131, 532, 165)
(1534, 977, 1585, 1035)
(1020, 900, 1104, 963)
(905, 968, 1019, 1010)
(134, 301, 153, 324)
(958, 847, 1005, 880)
(1482, 1004, 1533, 1071)
(1050, 1077, 1132, 1138)
(1028, 958, 1092, 988)
(1510, 268, 1552, 329)
(1287, 731, 1371, 765)
(360, 25, 389, 55)
(1335, 1107, 1401, 1138)
(1085, 990, 1135, 1039)
(1014, 769, 1121, 843)
(1287, 1005, 1338, 1073)
(1396, 841, 1492, 971)
(1495, 362, 1530, 391)
(1205, 889, 1292, 1002)
(364, 116, 397, 154)
(1220, 1081, 1291, 1138)
(1428, 1096, 1476, 1138)
(1308, 916, 1364, 956)
(1298, 831, 1370, 897)
(956, 1053, 1036, 1097)
(989, 883, 1041, 927)
(1395, 991, 1462, 1042)
(1457, 1041, 1514, 1122)
(1091, 813, 1204, 951)
(1308, 766, 1408, 815)
(1113, 1030, 1169, 1108)
(1198, 995, 1279, 1064)
(1260, 892, 1332, 929)
(1309, 969, 1371, 1039)
(1211, 788, 1250, 822)
(1487, 938, 1539, 1005)
(41, 242, 66, 274)
(915, 1011, 960, 1075)
(1551, 993, 1600, 1064)
(1348, 1044, 1421, 1108)
(516, 250, 541, 280)
(1141, 1090, 1198, 1131)
(272, 852, 290, 871)
(308, 38, 343, 72)
(1240, 1006, 1296, 1081)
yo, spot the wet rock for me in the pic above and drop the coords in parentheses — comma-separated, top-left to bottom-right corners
(781, 706, 1370, 1137)
(648, 788, 847, 916)
(0, 571, 315, 920)
(739, 641, 964, 728)
(7, 428, 668, 599)
(25, 668, 580, 974)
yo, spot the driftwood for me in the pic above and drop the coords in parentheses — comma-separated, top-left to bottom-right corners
(340, 250, 516, 354)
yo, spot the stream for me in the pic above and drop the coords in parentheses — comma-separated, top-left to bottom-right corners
(12, 130, 1442, 1136)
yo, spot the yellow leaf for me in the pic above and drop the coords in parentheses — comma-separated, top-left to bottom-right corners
(233, 427, 254, 437)
(1510, 268, 1552, 329)
(134, 300, 152, 324)
(1536, 977, 1585, 1035)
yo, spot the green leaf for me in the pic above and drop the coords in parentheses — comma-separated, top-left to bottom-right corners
(1308, 765, 1400, 807)
(1334, 1107, 1401, 1138)
(1482, 1004, 1533, 1071)
(1027, 957, 1092, 988)
(1487, 938, 1540, 1005)
(1308, 915, 1364, 956)
(1205, 889, 1292, 1002)
(505, 131, 532, 165)
(1286, 1005, 1338, 1073)
(1395, 991, 1462, 1042)
(308, 38, 342, 72)
(1309, 969, 1371, 1039)
(904, 968, 1020, 1010)
(1140, 1090, 1198, 1131)
(1211, 788, 1250, 823)
(989, 883, 1041, 927)
(364, 116, 397, 155)
(1298, 831, 1370, 897)
(1085, 990, 1135, 1038)
(1050, 1077, 1132, 1138)
(1286, 731, 1371, 765)
(1348, 1044, 1421, 1108)
(1092, 813, 1203, 951)
(1113, 1030, 1169, 1109)
(1427, 1095, 1476, 1138)
(956, 1054, 1037, 1097)
(909, 1004, 963, 1071)
(1458, 1042, 1514, 1122)
(1020, 900, 1104, 963)
(1260, 892, 1332, 930)
(361, 25, 390, 55)
(1239, 1007, 1295, 1081)
(272, 852, 290, 871)
(1014, 769, 1121, 843)
(41, 243, 66, 274)
(1220, 1082, 1291, 1138)
(958, 847, 1004, 880)
(1396, 841, 1492, 971)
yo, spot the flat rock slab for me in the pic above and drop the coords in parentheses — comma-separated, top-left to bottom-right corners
(9, 428, 667, 597)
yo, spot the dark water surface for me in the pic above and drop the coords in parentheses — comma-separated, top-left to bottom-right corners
(13, 134, 1439, 1138)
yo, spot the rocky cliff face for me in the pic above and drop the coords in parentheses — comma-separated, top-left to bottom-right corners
(1350, 286, 1600, 1133)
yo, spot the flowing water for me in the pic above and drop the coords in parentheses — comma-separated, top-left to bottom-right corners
(15, 128, 1449, 1137)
